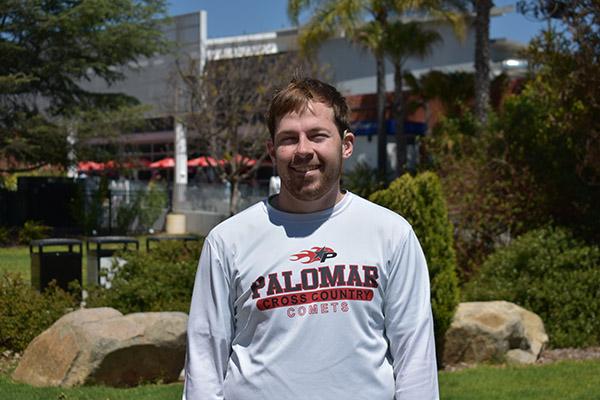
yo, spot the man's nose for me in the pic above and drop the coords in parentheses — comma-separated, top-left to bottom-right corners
(294, 135, 313, 158)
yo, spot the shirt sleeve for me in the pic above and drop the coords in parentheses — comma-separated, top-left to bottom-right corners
(384, 228, 439, 400)
(183, 237, 234, 400)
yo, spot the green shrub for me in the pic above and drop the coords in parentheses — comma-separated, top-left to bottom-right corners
(114, 182, 168, 234)
(0, 173, 18, 191)
(464, 227, 600, 348)
(115, 196, 141, 234)
(0, 273, 78, 352)
(138, 181, 168, 229)
(86, 240, 202, 314)
(0, 226, 14, 246)
(369, 172, 460, 359)
(72, 177, 109, 235)
(18, 220, 52, 245)
(342, 161, 387, 199)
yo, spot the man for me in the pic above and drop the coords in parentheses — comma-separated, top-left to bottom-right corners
(184, 78, 439, 399)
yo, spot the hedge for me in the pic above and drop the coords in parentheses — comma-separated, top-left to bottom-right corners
(370, 172, 460, 360)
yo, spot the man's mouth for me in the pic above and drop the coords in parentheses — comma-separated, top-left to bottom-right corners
(290, 165, 320, 173)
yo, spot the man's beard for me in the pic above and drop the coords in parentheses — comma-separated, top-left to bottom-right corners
(279, 156, 343, 202)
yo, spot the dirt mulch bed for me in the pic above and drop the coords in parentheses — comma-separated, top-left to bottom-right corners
(537, 347, 600, 364)
(443, 347, 600, 371)
(3, 347, 600, 377)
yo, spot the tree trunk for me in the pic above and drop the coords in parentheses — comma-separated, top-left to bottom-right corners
(376, 52, 387, 178)
(393, 61, 406, 177)
(425, 101, 432, 136)
(474, 0, 492, 129)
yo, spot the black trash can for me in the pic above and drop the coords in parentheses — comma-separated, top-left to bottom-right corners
(146, 234, 201, 252)
(30, 238, 83, 292)
(86, 236, 139, 288)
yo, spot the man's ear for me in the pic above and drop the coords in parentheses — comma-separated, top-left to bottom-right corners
(342, 131, 355, 159)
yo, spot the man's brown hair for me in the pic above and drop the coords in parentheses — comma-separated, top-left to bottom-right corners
(267, 78, 350, 139)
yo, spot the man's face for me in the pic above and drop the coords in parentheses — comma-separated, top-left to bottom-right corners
(268, 101, 353, 205)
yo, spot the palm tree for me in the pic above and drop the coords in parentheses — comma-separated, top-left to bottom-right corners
(352, 18, 389, 177)
(407, 70, 475, 118)
(403, 71, 433, 134)
(288, 1, 468, 176)
(383, 21, 442, 176)
(473, 0, 493, 129)
(288, 0, 391, 177)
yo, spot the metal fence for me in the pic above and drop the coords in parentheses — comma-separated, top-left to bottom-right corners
(181, 183, 268, 214)
(78, 179, 169, 235)
(0, 177, 269, 235)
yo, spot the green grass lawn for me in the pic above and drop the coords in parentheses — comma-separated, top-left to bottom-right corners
(1, 360, 599, 399)
(0, 236, 153, 284)
(0, 375, 182, 400)
(0, 246, 29, 280)
(439, 360, 600, 400)
(0, 245, 87, 284)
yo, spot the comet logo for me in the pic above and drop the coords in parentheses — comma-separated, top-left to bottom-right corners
(290, 246, 337, 264)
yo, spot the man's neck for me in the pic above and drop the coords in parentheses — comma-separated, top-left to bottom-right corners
(273, 188, 345, 214)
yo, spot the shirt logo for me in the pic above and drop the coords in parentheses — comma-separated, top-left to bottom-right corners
(290, 246, 337, 264)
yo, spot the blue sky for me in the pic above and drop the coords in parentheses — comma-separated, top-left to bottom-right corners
(167, 0, 546, 44)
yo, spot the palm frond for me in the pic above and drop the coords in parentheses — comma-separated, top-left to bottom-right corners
(384, 20, 442, 64)
(294, 0, 373, 53)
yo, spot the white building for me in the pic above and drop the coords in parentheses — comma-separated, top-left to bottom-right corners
(80, 7, 529, 233)
(83, 6, 526, 171)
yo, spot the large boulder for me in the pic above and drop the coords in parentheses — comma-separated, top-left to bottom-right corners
(12, 307, 187, 387)
(443, 301, 548, 366)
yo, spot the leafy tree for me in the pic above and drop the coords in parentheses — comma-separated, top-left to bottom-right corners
(506, 0, 600, 241)
(424, 111, 545, 281)
(423, 1, 600, 278)
(0, 0, 167, 172)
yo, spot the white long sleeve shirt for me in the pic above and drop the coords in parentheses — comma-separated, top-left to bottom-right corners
(184, 192, 439, 400)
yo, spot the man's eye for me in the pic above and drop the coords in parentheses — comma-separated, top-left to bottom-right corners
(278, 137, 297, 145)
(311, 133, 329, 141)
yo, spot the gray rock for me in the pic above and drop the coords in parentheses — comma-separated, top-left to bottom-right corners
(506, 349, 538, 365)
(443, 301, 548, 366)
(12, 307, 187, 387)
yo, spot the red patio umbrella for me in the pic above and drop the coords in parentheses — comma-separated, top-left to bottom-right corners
(119, 159, 151, 169)
(188, 156, 219, 168)
(77, 161, 105, 171)
(233, 154, 256, 167)
(149, 157, 175, 168)
(218, 154, 258, 167)
(187, 157, 208, 167)
(104, 160, 118, 169)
